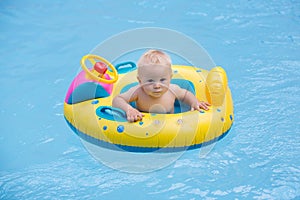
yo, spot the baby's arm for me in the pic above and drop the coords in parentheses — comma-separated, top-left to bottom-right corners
(172, 85, 210, 111)
(112, 86, 144, 122)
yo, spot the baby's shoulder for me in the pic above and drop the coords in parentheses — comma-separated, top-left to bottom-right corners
(169, 84, 182, 92)
(125, 85, 141, 93)
(169, 84, 187, 98)
(119, 85, 141, 98)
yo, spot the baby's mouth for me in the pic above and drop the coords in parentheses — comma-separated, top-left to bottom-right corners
(152, 91, 162, 96)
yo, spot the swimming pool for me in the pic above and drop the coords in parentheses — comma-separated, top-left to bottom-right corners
(1, 0, 299, 199)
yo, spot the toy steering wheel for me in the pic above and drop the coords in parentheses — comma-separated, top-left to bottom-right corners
(80, 54, 119, 84)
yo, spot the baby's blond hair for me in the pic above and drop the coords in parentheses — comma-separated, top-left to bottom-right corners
(137, 49, 172, 69)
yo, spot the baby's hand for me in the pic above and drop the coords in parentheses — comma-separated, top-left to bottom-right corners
(126, 107, 144, 122)
(191, 101, 210, 111)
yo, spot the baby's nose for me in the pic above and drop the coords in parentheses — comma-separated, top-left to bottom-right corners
(153, 82, 161, 88)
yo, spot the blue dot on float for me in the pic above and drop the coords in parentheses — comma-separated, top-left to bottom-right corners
(117, 125, 124, 133)
(230, 114, 233, 121)
(103, 126, 107, 130)
(91, 100, 99, 104)
(139, 121, 144, 125)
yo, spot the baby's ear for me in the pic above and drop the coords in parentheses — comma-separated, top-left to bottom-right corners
(137, 76, 141, 83)
(169, 68, 173, 78)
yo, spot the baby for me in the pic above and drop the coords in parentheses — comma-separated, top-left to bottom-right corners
(112, 49, 210, 122)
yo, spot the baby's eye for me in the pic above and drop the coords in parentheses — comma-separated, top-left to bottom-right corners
(160, 78, 166, 82)
(147, 79, 154, 83)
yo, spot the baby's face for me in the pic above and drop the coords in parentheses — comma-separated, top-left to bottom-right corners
(138, 65, 172, 98)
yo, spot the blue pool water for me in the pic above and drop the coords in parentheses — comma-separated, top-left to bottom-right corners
(1, 0, 300, 199)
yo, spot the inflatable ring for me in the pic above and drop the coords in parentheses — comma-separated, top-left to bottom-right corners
(64, 55, 234, 152)
(80, 54, 119, 84)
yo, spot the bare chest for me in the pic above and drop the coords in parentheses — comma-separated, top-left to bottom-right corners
(136, 92, 176, 114)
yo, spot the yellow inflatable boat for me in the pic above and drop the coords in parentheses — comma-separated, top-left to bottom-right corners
(64, 54, 234, 152)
